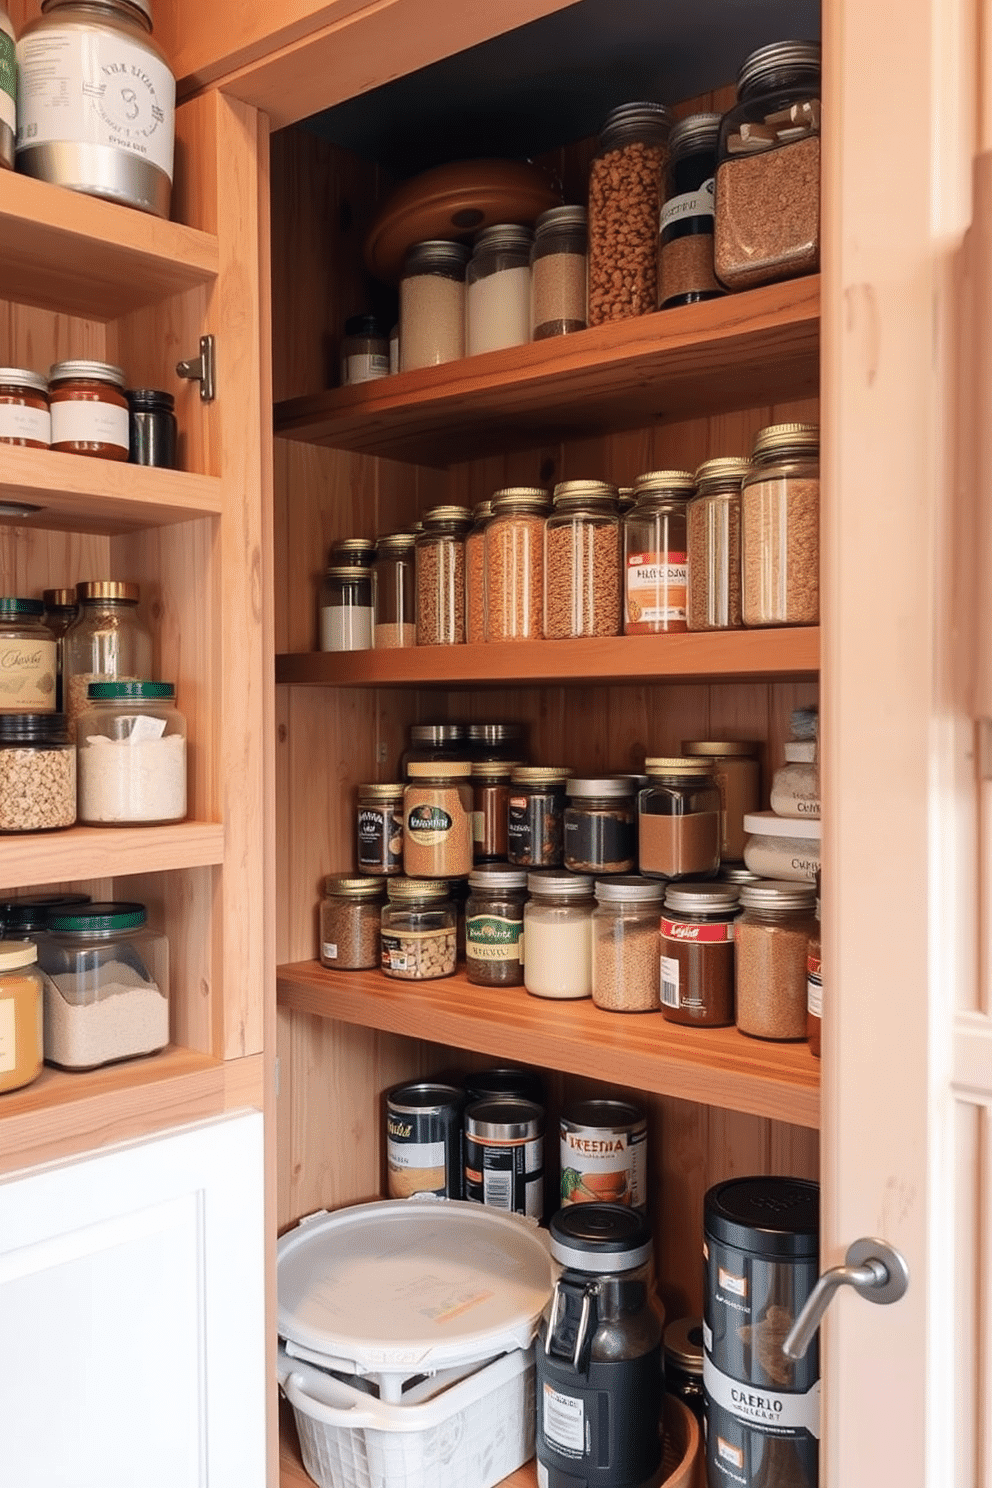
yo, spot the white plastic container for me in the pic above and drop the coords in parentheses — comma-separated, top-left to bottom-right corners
(769, 740, 820, 818)
(742, 810, 821, 882)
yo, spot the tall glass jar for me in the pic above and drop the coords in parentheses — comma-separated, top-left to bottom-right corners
(0, 597, 57, 712)
(471, 759, 514, 862)
(680, 739, 761, 862)
(686, 456, 750, 632)
(591, 876, 665, 1013)
(735, 880, 817, 1041)
(415, 505, 472, 645)
(714, 41, 821, 290)
(319, 875, 385, 970)
(318, 564, 373, 651)
(49, 360, 130, 460)
(63, 580, 152, 729)
(465, 865, 527, 987)
(0, 941, 44, 1092)
(523, 871, 594, 1000)
(658, 112, 724, 309)
(466, 224, 533, 356)
(372, 532, 416, 649)
(659, 881, 740, 1027)
(380, 878, 457, 981)
(77, 680, 186, 826)
(485, 487, 550, 641)
(465, 499, 492, 644)
(638, 756, 721, 880)
(508, 766, 569, 868)
(564, 777, 637, 875)
(623, 470, 693, 634)
(399, 240, 469, 370)
(741, 423, 819, 627)
(544, 481, 621, 640)
(531, 205, 588, 340)
(588, 101, 672, 324)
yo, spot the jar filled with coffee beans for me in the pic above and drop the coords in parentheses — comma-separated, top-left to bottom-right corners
(465, 865, 527, 987)
(686, 457, 751, 632)
(380, 877, 457, 980)
(544, 481, 621, 640)
(588, 101, 672, 324)
(741, 423, 819, 627)
(415, 505, 472, 645)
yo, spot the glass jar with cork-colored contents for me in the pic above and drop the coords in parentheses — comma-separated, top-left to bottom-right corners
(464, 499, 492, 644)
(403, 760, 473, 878)
(465, 865, 527, 987)
(638, 756, 721, 880)
(356, 782, 405, 876)
(0, 713, 75, 833)
(415, 505, 472, 646)
(623, 470, 693, 634)
(318, 564, 374, 652)
(686, 456, 751, 632)
(588, 101, 673, 325)
(485, 487, 550, 642)
(530, 205, 588, 340)
(399, 240, 469, 371)
(658, 112, 724, 310)
(735, 880, 817, 1041)
(591, 875, 665, 1013)
(0, 598, 56, 713)
(0, 368, 50, 447)
(372, 532, 416, 649)
(564, 777, 637, 875)
(471, 759, 514, 862)
(681, 739, 761, 863)
(508, 766, 569, 868)
(523, 871, 594, 1001)
(544, 481, 621, 640)
(741, 423, 820, 628)
(660, 880, 740, 1027)
(77, 681, 186, 826)
(319, 876, 386, 971)
(0, 941, 44, 1093)
(466, 224, 534, 356)
(62, 580, 153, 729)
(380, 877, 457, 981)
(49, 360, 130, 460)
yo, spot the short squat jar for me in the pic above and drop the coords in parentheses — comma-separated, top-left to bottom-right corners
(319, 876, 386, 971)
(564, 777, 637, 874)
(62, 579, 153, 727)
(466, 224, 533, 356)
(588, 101, 673, 324)
(523, 871, 594, 1001)
(686, 456, 751, 632)
(416, 505, 472, 646)
(465, 865, 527, 988)
(544, 481, 622, 640)
(318, 564, 373, 652)
(741, 423, 820, 627)
(373, 532, 416, 650)
(0, 941, 44, 1093)
(735, 880, 817, 1041)
(591, 876, 665, 1013)
(0, 368, 50, 448)
(0, 713, 75, 833)
(507, 766, 569, 868)
(658, 112, 724, 309)
(380, 877, 457, 981)
(485, 487, 549, 641)
(660, 881, 740, 1027)
(0, 597, 57, 712)
(127, 389, 177, 468)
(339, 314, 389, 386)
(623, 470, 693, 634)
(49, 361, 130, 461)
(400, 240, 469, 371)
(531, 205, 588, 340)
(76, 681, 186, 826)
(638, 756, 721, 880)
(356, 782, 404, 876)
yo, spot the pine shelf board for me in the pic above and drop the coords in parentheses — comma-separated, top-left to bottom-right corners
(0, 443, 222, 534)
(0, 821, 225, 893)
(277, 961, 820, 1129)
(274, 276, 820, 465)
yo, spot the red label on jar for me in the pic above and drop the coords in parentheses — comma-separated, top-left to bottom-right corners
(660, 917, 735, 943)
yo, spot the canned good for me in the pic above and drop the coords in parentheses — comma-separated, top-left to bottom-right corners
(464, 1096, 544, 1218)
(386, 1081, 465, 1199)
(560, 1098, 647, 1211)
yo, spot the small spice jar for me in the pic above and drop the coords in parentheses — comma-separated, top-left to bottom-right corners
(0, 597, 57, 713)
(465, 865, 527, 987)
(76, 680, 187, 826)
(742, 810, 821, 883)
(464, 499, 492, 644)
(588, 101, 673, 324)
(735, 879, 817, 1040)
(807, 875, 821, 1057)
(372, 532, 416, 649)
(623, 470, 693, 634)
(659, 881, 739, 1027)
(356, 782, 405, 875)
(638, 756, 721, 880)
(659, 112, 724, 309)
(681, 739, 761, 862)
(466, 224, 534, 356)
(714, 41, 821, 291)
(471, 759, 514, 862)
(399, 240, 469, 371)
(380, 877, 457, 981)
(0, 368, 51, 447)
(741, 423, 820, 627)
(508, 765, 569, 868)
(770, 739, 820, 818)
(319, 875, 386, 971)
(127, 388, 177, 468)
(0, 941, 44, 1093)
(62, 579, 153, 727)
(0, 4, 13, 172)
(530, 205, 588, 340)
(564, 777, 637, 874)
(42, 588, 78, 711)
(415, 505, 472, 646)
(403, 760, 473, 878)
(591, 875, 665, 1013)
(318, 564, 374, 652)
(523, 870, 594, 1000)
(339, 314, 390, 385)
(49, 360, 129, 461)
(686, 456, 751, 632)
(485, 487, 550, 642)
(663, 1318, 705, 1422)
(0, 713, 75, 832)
(544, 481, 622, 640)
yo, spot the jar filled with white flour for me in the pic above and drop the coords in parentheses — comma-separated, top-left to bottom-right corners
(76, 680, 186, 825)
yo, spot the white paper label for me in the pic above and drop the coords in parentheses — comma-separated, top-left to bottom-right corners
(388, 1139, 444, 1170)
(321, 941, 338, 960)
(659, 180, 715, 233)
(542, 1382, 585, 1455)
(661, 954, 680, 1007)
(0, 997, 15, 1074)
(704, 1353, 821, 1439)
(0, 402, 50, 444)
(50, 399, 129, 451)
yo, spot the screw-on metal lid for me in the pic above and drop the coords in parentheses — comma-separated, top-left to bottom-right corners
(471, 223, 534, 255)
(470, 759, 515, 779)
(0, 367, 48, 395)
(527, 871, 593, 899)
(0, 893, 90, 933)
(644, 756, 716, 776)
(42, 588, 77, 609)
(552, 479, 619, 505)
(323, 564, 372, 581)
(323, 875, 387, 899)
(632, 470, 695, 499)
(0, 596, 44, 617)
(386, 1080, 465, 1113)
(386, 877, 453, 902)
(0, 940, 39, 971)
(403, 240, 470, 277)
(358, 782, 405, 799)
(668, 112, 723, 161)
(600, 101, 673, 150)
(421, 504, 473, 529)
(751, 422, 819, 462)
(566, 777, 636, 798)
(49, 360, 126, 389)
(737, 880, 817, 911)
(467, 722, 525, 745)
(47, 901, 147, 934)
(491, 486, 549, 505)
(410, 724, 466, 745)
(681, 739, 760, 758)
(86, 680, 174, 701)
(664, 1317, 705, 1373)
(593, 874, 666, 904)
(468, 865, 528, 891)
(491, 491, 550, 517)
(511, 766, 570, 785)
(737, 40, 821, 100)
(76, 580, 140, 604)
(663, 882, 740, 914)
(406, 759, 472, 778)
(534, 204, 587, 235)
(331, 538, 376, 564)
(375, 532, 416, 554)
(693, 456, 752, 494)
(719, 862, 762, 885)
(549, 1202, 654, 1272)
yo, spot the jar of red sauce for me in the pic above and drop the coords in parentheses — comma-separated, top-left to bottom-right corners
(49, 360, 129, 461)
(0, 368, 51, 448)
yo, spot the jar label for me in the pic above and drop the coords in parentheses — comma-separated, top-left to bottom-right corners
(0, 996, 15, 1074)
(661, 917, 735, 943)
(357, 805, 402, 870)
(17, 29, 176, 180)
(659, 180, 715, 235)
(407, 803, 454, 843)
(807, 955, 822, 1017)
(560, 1121, 646, 1209)
(542, 1383, 585, 1455)
(625, 551, 687, 625)
(465, 914, 523, 962)
(660, 955, 680, 1008)
(0, 637, 56, 710)
(0, 29, 15, 134)
(703, 1353, 822, 1439)
(50, 398, 129, 451)
(344, 353, 390, 383)
(321, 941, 338, 960)
(0, 402, 51, 445)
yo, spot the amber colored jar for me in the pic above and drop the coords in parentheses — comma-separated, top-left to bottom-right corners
(49, 360, 129, 461)
(0, 368, 51, 448)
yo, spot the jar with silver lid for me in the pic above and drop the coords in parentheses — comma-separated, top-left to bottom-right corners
(0, 369, 50, 448)
(400, 240, 469, 371)
(544, 480, 621, 640)
(623, 469, 693, 634)
(564, 777, 637, 874)
(659, 112, 724, 309)
(523, 870, 594, 1001)
(531, 205, 588, 340)
(400, 722, 469, 776)
(16, 0, 176, 219)
(318, 565, 373, 652)
(588, 101, 673, 324)
(49, 361, 130, 461)
(466, 721, 527, 762)
(687, 456, 751, 632)
(742, 423, 819, 627)
(380, 877, 457, 981)
(0, 4, 13, 170)
(591, 875, 665, 1013)
(660, 880, 740, 1027)
(416, 505, 472, 646)
(465, 864, 527, 988)
(466, 224, 533, 356)
(0, 598, 56, 713)
(735, 879, 817, 1040)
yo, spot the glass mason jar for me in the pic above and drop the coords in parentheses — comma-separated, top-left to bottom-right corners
(508, 766, 569, 868)
(399, 240, 469, 370)
(0, 368, 50, 447)
(356, 782, 405, 875)
(415, 505, 472, 645)
(76, 680, 187, 826)
(372, 532, 416, 650)
(588, 101, 673, 325)
(714, 40, 821, 290)
(807, 880, 821, 1057)
(0, 5, 13, 171)
(403, 760, 474, 878)
(400, 722, 468, 778)
(531, 205, 588, 340)
(523, 870, 594, 1000)
(63, 579, 153, 728)
(465, 865, 527, 987)
(680, 739, 761, 862)
(319, 875, 386, 970)
(330, 537, 376, 568)
(466, 721, 527, 762)
(485, 487, 550, 641)
(465, 499, 492, 644)
(659, 881, 740, 1027)
(686, 456, 751, 632)
(564, 777, 637, 874)
(380, 877, 457, 981)
(471, 759, 514, 862)
(127, 388, 177, 468)
(658, 112, 724, 310)
(591, 876, 665, 1013)
(0, 941, 44, 1093)
(49, 360, 130, 460)
(318, 564, 374, 652)
(339, 314, 389, 386)
(466, 223, 534, 356)
(638, 756, 721, 880)
(735, 880, 817, 1041)
(741, 423, 820, 627)
(544, 481, 621, 640)
(623, 470, 693, 634)
(39, 900, 169, 1069)
(0, 597, 56, 712)
(0, 713, 75, 833)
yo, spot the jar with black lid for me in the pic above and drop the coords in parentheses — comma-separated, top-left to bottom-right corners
(356, 782, 404, 875)
(400, 240, 469, 371)
(588, 101, 673, 324)
(623, 470, 693, 634)
(416, 505, 472, 645)
(0, 892, 91, 947)
(664, 1317, 705, 1421)
(127, 389, 177, 468)
(531, 204, 588, 340)
(373, 532, 416, 650)
(0, 713, 75, 832)
(49, 360, 130, 461)
(638, 756, 721, 880)
(464, 865, 527, 987)
(659, 112, 724, 309)
(507, 765, 569, 867)
(660, 881, 739, 1027)
(564, 777, 637, 874)
(544, 481, 621, 640)
(687, 456, 751, 632)
(0, 598, 57, 713)
(319, 875, 386, 970)
(742, 423, 819, 627)
(339, 314, 389, 385)
(0, 368, 50, 447)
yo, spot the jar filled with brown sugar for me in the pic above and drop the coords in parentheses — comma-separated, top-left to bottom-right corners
(415, 505, 472, 645)
(49, 360, 129, 461)
(485, 487, 550, 641)
(658, 112, 724, 309)
(735, 879, 817, 1040)
(0, 368, 50, 448)
(531, 205, 588, 339)
(403, 760, 473, 878)
(588, 102, 672, 324)
(465, 499, 492, 644)
(638, 756, 721, 880)
(660, 881, 740, 1027)
(681, 739, 761, 862)
(623, 470, 693, 634)
(686, 456, 751, 632)
(741, 423, 819, 627)
(544, 481, 621, 640)
(372, 532, 416, 650)
(319, 875, 386, 971)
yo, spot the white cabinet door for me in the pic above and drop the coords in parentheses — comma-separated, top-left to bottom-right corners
(0, 1111, 266, 1488)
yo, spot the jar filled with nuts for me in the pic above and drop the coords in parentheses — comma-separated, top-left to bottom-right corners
(591, 876, 666, 1013)
(415, 505, 472, 645)
(623, 470, 693, 634)
(686, 456, 751, 632)
(380, 877, 458, 981)
(465, 499, 492, 644)
(735, 880, 817, 1040)
(658, 112, 724, 310)
(741, 423, 819, 627)
(319, 875, 386, 970)
(544, 480, 621, 640)
(588, 101, 672, 325)
(485, 487, 550, 641)
(0, 713, 76, 833)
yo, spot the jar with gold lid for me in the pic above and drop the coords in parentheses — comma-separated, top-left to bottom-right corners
(681, 739, 761, 862)
(415, 505, 472, 646)
(687, 456, 751, 631)
(638, 756, 721, 880)
(741, 423, 819, 627)
(544, 481, 621, 640)
(0, 940, 44, 1092)
(486, 487, 550, 641)
(62, 580, 152, 727)
(49, 361, 129, 461)
(373, 533, 416, 650)
(0, 368, 50, 448)
(465, 500, 492, 644)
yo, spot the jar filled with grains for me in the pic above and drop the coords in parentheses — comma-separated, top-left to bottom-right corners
(741, 423, 819, 627)
(714, 41, 821, 291)
(735, 880, 817, 1040)
(544, 480, 622, 640)
(63, 580, 152, 729)
(400, 240, 469, 370)
(465, 499, 492, 644)
(0, 368, 51, 447)
(0, 597, 57, 713)
(660, 881, 740, 1027)
(591, 876, 665, 1013)
(681, 739, 761, 862)
(472, 759, 515, 862)
(0, 713, 75, 833)
(0, 942, 44, 1093)
(372, 532, 416, 649)
(623, 470, 693, 634)
(686, 456, 751, 632)
(638, 756, 721, 880)
(807, 877, 821, 1056)
(42, 588, 78, 711)
(356, 782, 405, 875)
(380, 877, 457, 980)
(319, 875, 386, 970)
(530, 205, 588, 340)
(465, 865, 527, 987)
(403, 760, 474, 878)
(588, 101, 672, 325)
(508, 766, 570, 868)
(415, 505, 472, 645)
(485, 487, 550, 641)
(658, 112, 724, 310)
(77, 681, 187, 826)
(318, 564, 374, 651)
(523, 871, 594, 1000)
(564, 777, 637, 874)
(466, 224, 534, 356)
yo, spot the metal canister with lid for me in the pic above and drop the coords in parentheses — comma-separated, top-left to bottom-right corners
(49, 361, 130, 461)
(560, 1098, 647, 1211)
(385, 1080, 465, 1200)
(464, 1096, 544, 1218)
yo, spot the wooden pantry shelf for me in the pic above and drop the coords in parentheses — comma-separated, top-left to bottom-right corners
(274, 276, 820, 465)
(277, 962, 821, 1129)
(0, 444, 222, 535)
(0, 821, 225, 894)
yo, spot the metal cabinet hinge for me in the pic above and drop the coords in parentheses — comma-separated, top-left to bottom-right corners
(176, 334, 216, 402)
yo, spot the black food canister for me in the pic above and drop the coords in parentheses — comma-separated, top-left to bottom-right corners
(703, 1176, 820, 1488)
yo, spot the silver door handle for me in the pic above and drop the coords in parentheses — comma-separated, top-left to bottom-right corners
(782, 1237, 909, 1361)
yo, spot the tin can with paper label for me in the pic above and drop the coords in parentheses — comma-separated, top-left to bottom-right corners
(386, 1081, 464, 1200)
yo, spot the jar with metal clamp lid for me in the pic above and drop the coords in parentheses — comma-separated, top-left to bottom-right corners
(687, 456, 751, 631)
(741, 423, 819, 627)
(49, 361, 130, 461)
(623, 470, 693, 634)
(544, 481, 621, 640)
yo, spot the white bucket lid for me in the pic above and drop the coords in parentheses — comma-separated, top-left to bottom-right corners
(743, 810, 822, 839)
(277, 1199, 552, 1388)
